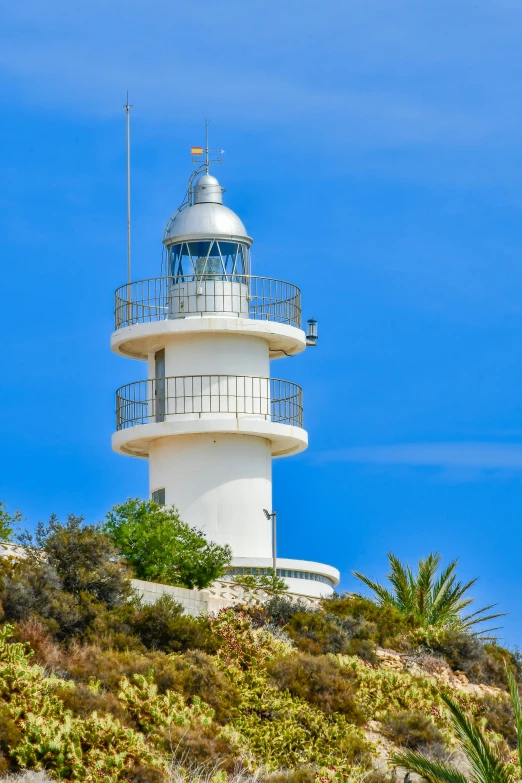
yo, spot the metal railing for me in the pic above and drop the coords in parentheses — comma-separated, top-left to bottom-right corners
(116, 375, 303, 430)
(114, 275, 301, 330)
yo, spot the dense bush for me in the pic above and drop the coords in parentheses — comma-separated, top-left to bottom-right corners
(323, 595, 410, 647)
(285, 612, 354, 656)
(381, 709, 445, 749)
(252, 595, 411, 662)
(0, 515, 130, 640)
(482, 692, 518, 748)
(125, 595, 219, 654)
(261, 595, 311, 626)
(266, 652, 364, 723)
(152, 649, 241, 723)
(427, 630, 522, 688)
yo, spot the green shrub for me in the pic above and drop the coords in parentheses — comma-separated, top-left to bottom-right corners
(482, 692, 518, 748)
(1, 515, 131, 641)
(281, 599, 410, 662)
(35, 514, 131, 607)
(153, 650, 241, 724)
(323, 595, 410, 648)
(104, 498, 231, 589)
(265, 768, 316, 783)
(50, 643, 166, 690)
(259, 595, 312, 627)
(123, 763, 165, 783)
(224, 683, 370, 771)
(428, 630, 522, 688)
(285, 612, 353, 656)
(0, 703, 22, 756)
(266, 652, 364, 723)
(210, 610, 370, 771)
(128, 595, 219, 654)
(338, 654, 482, 728)
(0, 501, 21, 542)
(54, 682, 130, 725)
(168, 722, 238, 771)
(232, 571, 288, 594)
(381, 709, 445, 749)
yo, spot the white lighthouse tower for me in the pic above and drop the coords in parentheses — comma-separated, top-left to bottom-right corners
(111, 147, 339, 598)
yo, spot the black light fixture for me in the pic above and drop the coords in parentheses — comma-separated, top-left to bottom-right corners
(263, 509, 277, 573)
(306, 317, 318, 346)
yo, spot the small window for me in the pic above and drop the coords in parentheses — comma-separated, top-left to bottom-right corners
(151, 488, 166, 506)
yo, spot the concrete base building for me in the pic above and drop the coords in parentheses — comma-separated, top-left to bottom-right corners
(111, 153, 339, 598)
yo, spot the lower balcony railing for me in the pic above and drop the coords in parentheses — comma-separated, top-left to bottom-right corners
(114, 276, 301, 330)
(116, 376, 303, 431)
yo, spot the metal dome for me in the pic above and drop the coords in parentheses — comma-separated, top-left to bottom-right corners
(164, 200, 252, 247)
(164, 172, 252, 247)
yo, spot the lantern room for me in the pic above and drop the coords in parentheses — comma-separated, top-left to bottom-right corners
(162, 172, 253, 318)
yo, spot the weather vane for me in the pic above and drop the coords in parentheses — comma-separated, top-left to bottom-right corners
(190, 119, 224, 173)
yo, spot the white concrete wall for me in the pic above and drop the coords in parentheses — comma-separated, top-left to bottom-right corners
(148, 333, 270, 379)
(149, 432, 273, 558)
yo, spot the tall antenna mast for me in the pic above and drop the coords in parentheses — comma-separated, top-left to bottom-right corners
(204, 118, 210, 174)
(123, 92, 133, 286)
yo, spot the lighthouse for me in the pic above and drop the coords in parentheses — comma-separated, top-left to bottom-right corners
(111, 148, 339, 598)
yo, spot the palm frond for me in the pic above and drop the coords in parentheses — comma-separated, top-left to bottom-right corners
(390, 749, 469, 783)
(469, 627, 503, 641)
(462, 603, 500, 622)
(506, 666, 522, 773)
(429, 575, 477, 625)
(441, 693, 515, 783)
(415, 553, 440, 620)
(351, 571, 397, 606)
(387, 553, 415, 612)
(461, 603, 506, 631)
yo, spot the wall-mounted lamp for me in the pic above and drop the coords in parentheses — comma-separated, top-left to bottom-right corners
(263, 508, 277, 573)
(306, 318, 318, 346)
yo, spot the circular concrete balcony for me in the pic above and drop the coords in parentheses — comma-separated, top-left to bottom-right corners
(111, 276, 306, 359)
(227, 557, 341, 598)
(112, 375, 308, 459)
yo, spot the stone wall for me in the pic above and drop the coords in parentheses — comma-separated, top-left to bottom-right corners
(0, 541, 321, 617)
(132, 577, 321, 616)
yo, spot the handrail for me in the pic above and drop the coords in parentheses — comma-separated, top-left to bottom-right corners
(116, 375, 303, 430)
(114, 275, 301, 330)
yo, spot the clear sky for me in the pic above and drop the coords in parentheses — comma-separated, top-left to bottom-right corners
(1, 1, 521, 643)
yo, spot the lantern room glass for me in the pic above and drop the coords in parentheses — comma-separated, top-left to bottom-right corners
(169, 240, 250, 281)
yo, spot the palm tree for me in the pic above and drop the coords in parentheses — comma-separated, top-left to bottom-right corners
(391, 669, 522, 783)
(353, 553, 503, 633)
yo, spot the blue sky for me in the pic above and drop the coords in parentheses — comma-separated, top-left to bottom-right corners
(1, 1, 522, 643)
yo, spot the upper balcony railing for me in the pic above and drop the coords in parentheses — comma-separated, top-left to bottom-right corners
(116, 375, 303, 431)
(114, 275, 301, 331)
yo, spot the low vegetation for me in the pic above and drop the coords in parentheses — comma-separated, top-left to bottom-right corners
(232, 570, 288, 594)
(0, 510, 520, 783)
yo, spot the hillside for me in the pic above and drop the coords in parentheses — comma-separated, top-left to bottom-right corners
(0, 591, 520, 782)
(0, 515, 519, 783)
